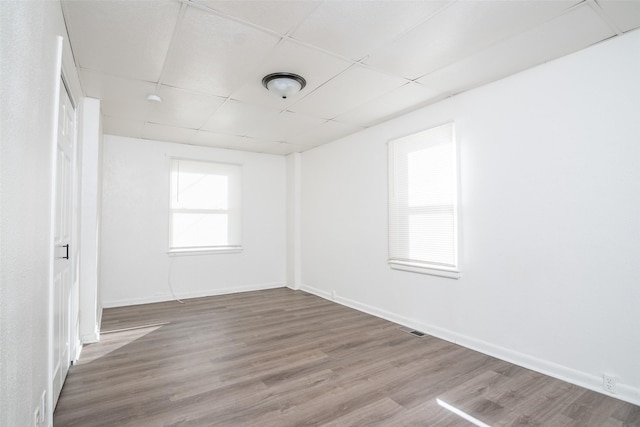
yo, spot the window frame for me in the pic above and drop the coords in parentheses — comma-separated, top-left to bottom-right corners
(387, 122, 461, 279)
(167, 157, 243, 256)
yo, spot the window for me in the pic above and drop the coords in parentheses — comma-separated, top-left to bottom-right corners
(169, 158, 242, 254)
(388, 122, 460, 278)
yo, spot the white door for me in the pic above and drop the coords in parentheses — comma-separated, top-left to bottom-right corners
(52, 78, 75, 406)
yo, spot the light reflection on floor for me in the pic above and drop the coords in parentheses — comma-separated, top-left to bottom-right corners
(78, 322, 169, 363)
(437, 397, 492, 427)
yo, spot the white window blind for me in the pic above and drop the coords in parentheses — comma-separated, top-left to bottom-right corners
(169, 158, 242, 253)
(388, 123, 459, 277)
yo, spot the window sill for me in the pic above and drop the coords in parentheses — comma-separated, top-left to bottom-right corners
(167, 247, 243, 256)
(389, 260, 461, 279)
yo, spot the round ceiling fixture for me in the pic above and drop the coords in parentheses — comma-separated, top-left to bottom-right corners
(262, 72, 306, 99)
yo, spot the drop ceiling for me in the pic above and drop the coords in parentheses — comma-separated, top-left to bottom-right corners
(61, 0, 640, 155)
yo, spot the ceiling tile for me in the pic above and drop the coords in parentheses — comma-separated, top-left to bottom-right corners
(288, 65, 407, 119)
(288, 120, 364, 147)
(149, 86, 225, 130)
(142, 123, 198, 144)
(246, 111, 325, 141)
(224, 138, 293, 155)
(336, 82, 447, 127)
(229, 39, 352, 110)
(262, 142, 312, 155)
(201, 99, 282, 136)
(192, 133, 293, 155)
(190, 130, 248, 149)
(62, 0, 180, 81)
(417, 4, 615, 95)
(596, 0, 640, 32)
(195, 0, 321, 35)
(291, 0, 449, 61)
(80, 69, 155, 121)
(102, 116, 145, 139)
(364, 0, 580, 79)
(161, 5, 281, 97)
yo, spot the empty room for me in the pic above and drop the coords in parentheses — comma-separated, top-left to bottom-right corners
(1, 0, 640, 426)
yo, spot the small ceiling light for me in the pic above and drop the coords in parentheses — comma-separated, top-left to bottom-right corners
(147, 94, 162, 103)
(262, 72, 306, 99)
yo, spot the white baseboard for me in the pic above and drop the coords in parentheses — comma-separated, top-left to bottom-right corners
(299, 284, 332, 299)
(102, 283, 285, 308)
(300, 284, 640, 406)
(96, 306, 102, 335)
(74, 339, 83, 362)
(81, 331, 100, 344)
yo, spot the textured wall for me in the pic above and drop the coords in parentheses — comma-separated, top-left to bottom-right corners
(100, 136, 287, 307)
(1, 2, 67, 425)
(78, 98, 103, 343)
(300, 30, 640, 404)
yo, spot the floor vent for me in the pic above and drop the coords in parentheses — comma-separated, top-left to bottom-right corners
(398, 326, 427, 337)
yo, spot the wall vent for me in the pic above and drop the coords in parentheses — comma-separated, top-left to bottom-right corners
(398, 326, 427, 337)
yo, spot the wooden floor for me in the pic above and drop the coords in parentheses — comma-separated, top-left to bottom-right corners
(54, 288, 639, 426)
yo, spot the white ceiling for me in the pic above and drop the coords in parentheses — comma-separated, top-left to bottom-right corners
(61, 0, 640, 155)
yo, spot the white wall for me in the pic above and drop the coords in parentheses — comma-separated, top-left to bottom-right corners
(0, 2, 82, 426)
(100, 136, 287, 306)
(78, 98, 103, 343)
(300, 30, 640, 404)
(286, 153, 302, 289)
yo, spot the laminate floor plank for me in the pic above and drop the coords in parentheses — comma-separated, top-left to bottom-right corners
(54, 288, 639, 426)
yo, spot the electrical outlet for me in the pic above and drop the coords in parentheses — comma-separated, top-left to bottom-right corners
(603, 373, 616, 393)
(331, 290, 336, 300)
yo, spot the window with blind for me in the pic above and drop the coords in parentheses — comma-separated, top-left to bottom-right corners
(388, 122, 460, 278)
(169, 158, 242, 254)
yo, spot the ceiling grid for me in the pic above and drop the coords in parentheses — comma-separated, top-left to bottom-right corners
(61, 0, 640, 155)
